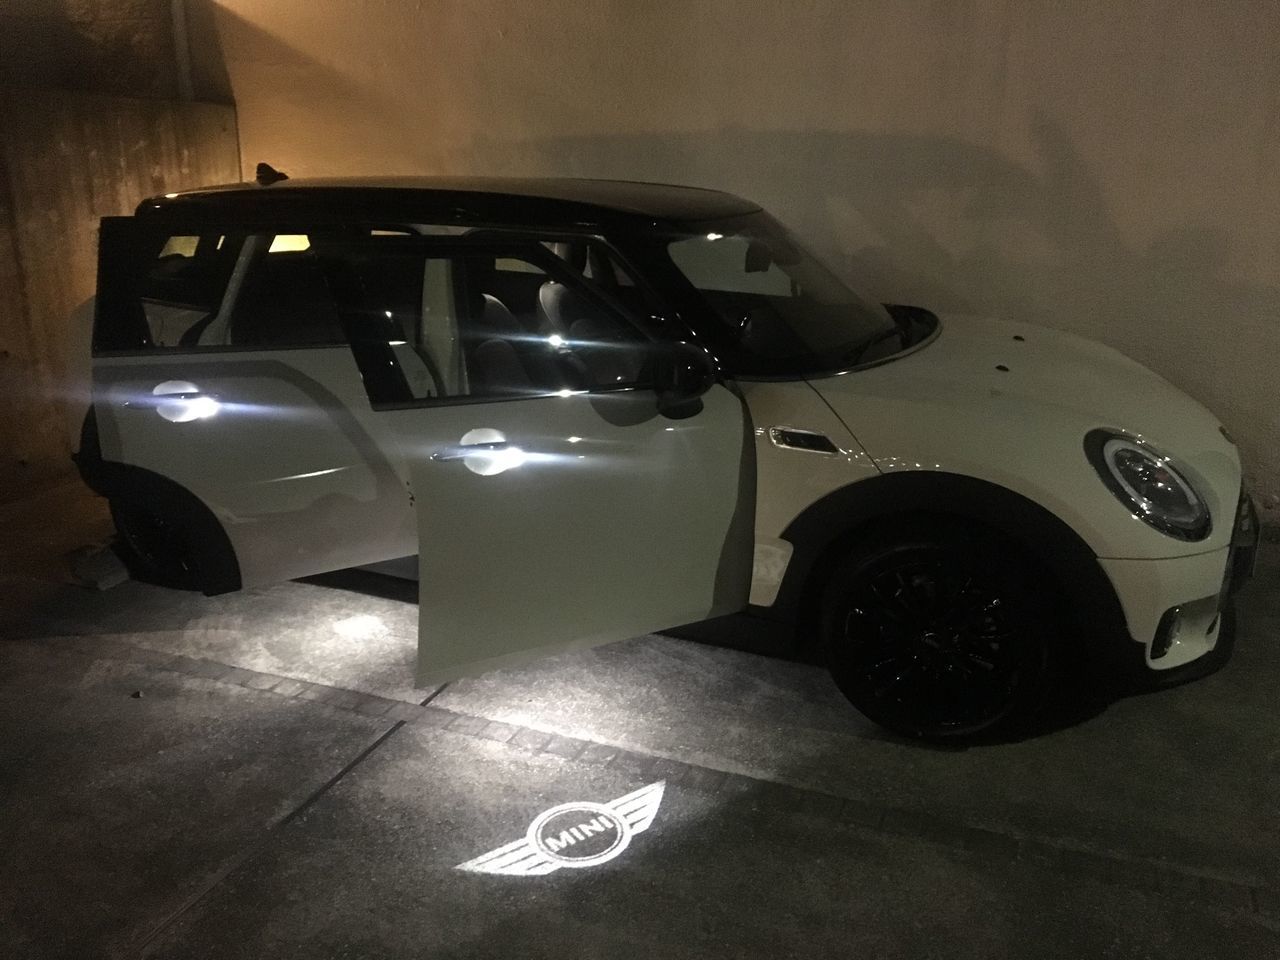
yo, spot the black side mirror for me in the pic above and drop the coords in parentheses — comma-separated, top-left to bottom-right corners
(653, 341, 717, 419)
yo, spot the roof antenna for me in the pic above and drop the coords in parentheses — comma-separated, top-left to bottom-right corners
(255, 162, 289, 186)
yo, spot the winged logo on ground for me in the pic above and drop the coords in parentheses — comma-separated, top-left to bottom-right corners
(456, 781, 666, 876)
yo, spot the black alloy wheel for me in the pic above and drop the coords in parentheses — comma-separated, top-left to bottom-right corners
(821, 525, 1053, 741)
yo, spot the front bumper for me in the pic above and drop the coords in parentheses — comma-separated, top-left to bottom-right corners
(1099, 494, 1258, 671)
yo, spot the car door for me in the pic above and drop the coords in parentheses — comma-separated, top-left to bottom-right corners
(90, 217, 417, 590)
(323, 234, 755, 683)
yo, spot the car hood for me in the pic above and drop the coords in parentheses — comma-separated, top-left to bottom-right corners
(805, 315, 1241, 558)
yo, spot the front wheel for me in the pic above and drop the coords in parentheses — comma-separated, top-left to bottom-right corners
(820, 523, 1056, 742)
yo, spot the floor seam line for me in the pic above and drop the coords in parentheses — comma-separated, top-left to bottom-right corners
(131, 720, 406, 957)
(34, 633, 1279, 923)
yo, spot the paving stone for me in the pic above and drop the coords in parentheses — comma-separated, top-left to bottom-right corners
(959, 826, 1021, 861)
(1254, 886, 1280, 919)
(114, 644, 174, 667)
(164, 654, 202, 675)
(795, 792, 844, 820)
(507, 728, 553, 752)
(680, 765, 727, 794)
(239, 672, 282, 691)
(317, 690, 360, 710)
(1058, 848, 1116, 882)
(606, 750, 654, 776)
(292, 683, 330, 702)
(576, 741, 618, 765)
(183, 659, 234, 682)
(1017, 839, 1064, 871)
(352, 697, 394, 718)
(1196, 876, 1255, 911)
(1154, 867, 1204, 897)
(715, 774, 757, 798)
(541, 735, 587, 761)
(1056, 848, 1160, 892)
(410, 707, 454, 729)
(880, 809, 973, 849)
(477, 721, 518, 743)
(839, 797, 886, 830)
(1101, 856, 1161, 893)
(158, 650, 204, 671)
(446, 714, 489, 736)
(384, 702, 424, 723)
(649, 758, 693, 784)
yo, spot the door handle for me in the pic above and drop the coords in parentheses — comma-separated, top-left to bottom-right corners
(430, 441, 513, 463)
(432, 429, 527, 476)
(130, 380, 221, 422)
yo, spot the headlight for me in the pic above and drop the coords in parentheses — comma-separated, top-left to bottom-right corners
(1084, 429, 1210, 541)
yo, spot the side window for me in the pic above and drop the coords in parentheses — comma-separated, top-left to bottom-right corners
(136, 232, 241, 347)
(328, 242, 656, 406)
(108, 228, 348, 351)
(669, 235, 792, 297)
(224, 234, 346, 348)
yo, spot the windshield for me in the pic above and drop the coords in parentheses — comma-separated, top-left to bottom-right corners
(660, 212, 914, 377)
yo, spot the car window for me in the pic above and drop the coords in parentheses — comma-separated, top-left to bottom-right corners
(320, 240, 656, 406)
(661, 213, 901, 377)
(669, 235, 792, 296)
(223, 235, 346, 348)
(134, 231, 242, 347)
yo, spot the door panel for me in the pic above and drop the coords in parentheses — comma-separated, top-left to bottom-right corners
(94, 348, 416, 587)
(91, 217, 417, 589)
(385, 384, 752, 684)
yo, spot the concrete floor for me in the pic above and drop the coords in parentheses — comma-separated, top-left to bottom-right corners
(2, 488, 1279, 958)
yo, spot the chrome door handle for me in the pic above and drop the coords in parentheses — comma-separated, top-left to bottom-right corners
(431, 441, 513, 462)
(127, 380, 220, 421)
(431, 428, 526, 475)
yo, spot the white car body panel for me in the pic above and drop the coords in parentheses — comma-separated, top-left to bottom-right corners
(735, 380, 877, 605)
(1100, 549, 1229, 669)
(804, 316, 1241, 562)
(381, 384, 752, 684)
(93, 347, 415, 587)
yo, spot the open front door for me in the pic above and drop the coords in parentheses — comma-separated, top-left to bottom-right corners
(326, 233, 754, 683)
(398, 385, 751, 683)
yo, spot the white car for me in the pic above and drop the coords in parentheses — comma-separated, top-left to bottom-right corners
(76, 176, 1258, 741)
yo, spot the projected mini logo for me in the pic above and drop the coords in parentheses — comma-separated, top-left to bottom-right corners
(456, 781, 665, 876)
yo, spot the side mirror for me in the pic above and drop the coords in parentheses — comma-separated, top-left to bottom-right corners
(653, 341, 717, 419)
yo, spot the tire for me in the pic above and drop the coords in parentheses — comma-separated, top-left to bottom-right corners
(109, 500, 199, 590)
(819, 521, 1057, 742)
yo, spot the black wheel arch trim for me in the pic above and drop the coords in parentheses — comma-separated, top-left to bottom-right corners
(773, 471, 1132, 660)
(74, 408, 242, 596)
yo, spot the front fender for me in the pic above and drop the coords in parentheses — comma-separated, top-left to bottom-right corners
(772, 471, 1129, 656)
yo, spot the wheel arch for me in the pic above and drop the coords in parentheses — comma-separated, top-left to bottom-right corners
(74, 408, 241, 595)
(772, 471, 1129, 655)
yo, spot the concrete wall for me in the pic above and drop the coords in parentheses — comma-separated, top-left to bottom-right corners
(215, 1, 1278, 513)
(0, 1, 238, 500)
(0, 91, 238, 500)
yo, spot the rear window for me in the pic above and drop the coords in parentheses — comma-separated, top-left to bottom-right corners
(136, 232, 240, 346)
(95, 224, 351, 352)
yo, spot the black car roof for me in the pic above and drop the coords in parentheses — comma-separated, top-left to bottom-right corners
(137, 176, 762, 230)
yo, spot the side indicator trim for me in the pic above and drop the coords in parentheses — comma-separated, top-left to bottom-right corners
(767, 426, 842, 456)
